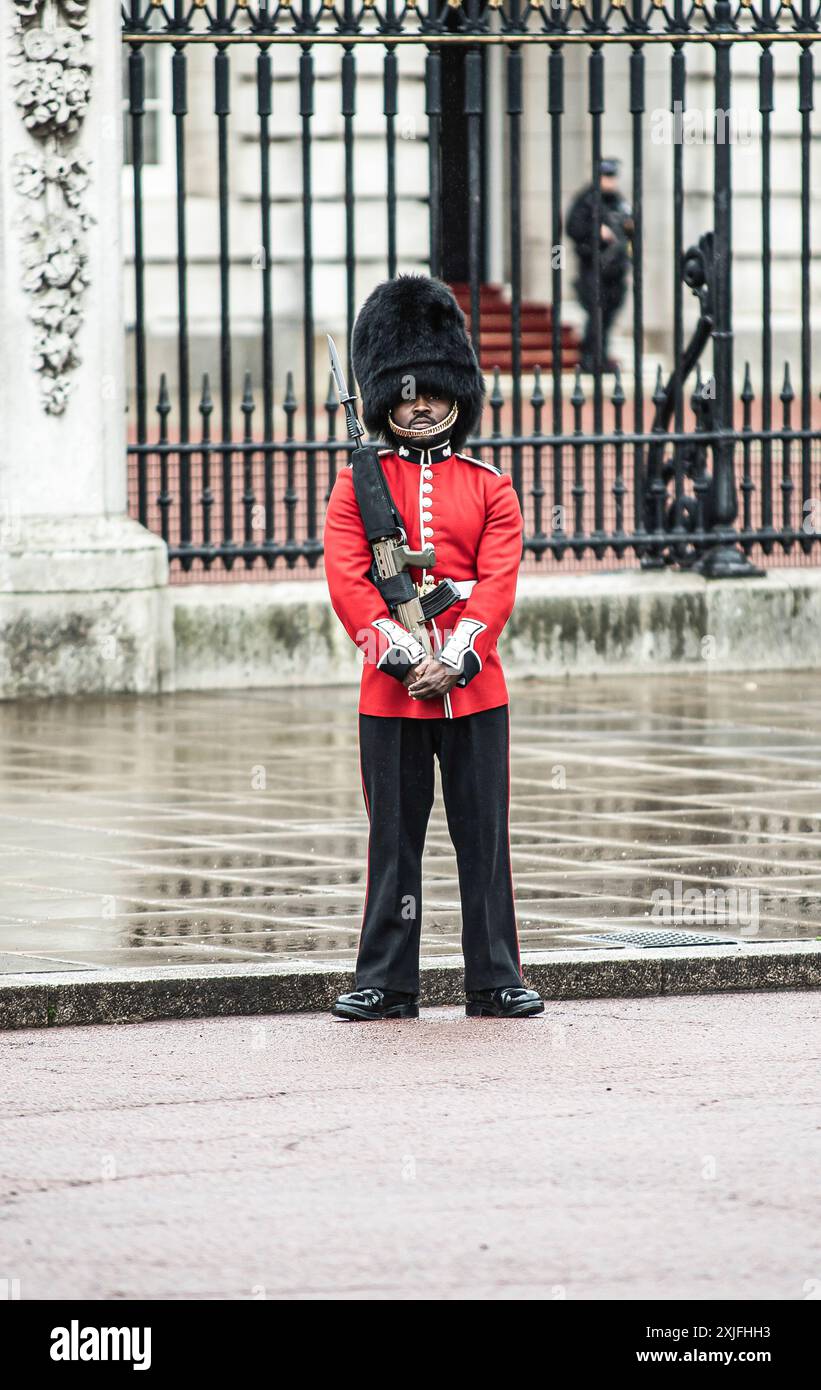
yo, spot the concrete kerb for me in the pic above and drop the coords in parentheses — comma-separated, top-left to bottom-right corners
(1, 942, 818, 1031)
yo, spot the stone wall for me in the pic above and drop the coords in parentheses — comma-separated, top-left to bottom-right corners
(169, 569, 821, 694)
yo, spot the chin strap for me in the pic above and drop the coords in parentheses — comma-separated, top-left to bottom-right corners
(387, 398, 459, 442)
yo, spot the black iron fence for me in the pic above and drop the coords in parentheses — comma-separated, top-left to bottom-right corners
(122, 2, 821, 578)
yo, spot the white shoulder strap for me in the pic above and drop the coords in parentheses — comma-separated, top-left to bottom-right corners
(457, 452, 501, 475)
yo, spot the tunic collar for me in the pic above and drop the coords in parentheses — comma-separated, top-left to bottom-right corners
(392, 438, 454, 465)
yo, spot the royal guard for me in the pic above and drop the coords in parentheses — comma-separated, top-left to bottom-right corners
(323, 274, 544, 1021)
(566, 157, 634, 374)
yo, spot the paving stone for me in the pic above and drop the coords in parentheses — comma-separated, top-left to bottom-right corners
(0, 673, 820, 978)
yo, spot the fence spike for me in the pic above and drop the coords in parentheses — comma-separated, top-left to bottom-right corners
(780, 362, 794, 403)
(157, 372, 170, 410)
(490, 365, 504, 410)
(490, 366, 504, 443)
(241, 370, 255, 419)
(324, 370, 339, 456)
(283, 370, 297, 441)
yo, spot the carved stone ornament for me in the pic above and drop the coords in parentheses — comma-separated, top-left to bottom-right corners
(8, 0, 94, 415)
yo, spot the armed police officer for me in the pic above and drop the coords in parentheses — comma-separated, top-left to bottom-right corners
(323, 274, 544, 1022)
(566, 157, 633, 374)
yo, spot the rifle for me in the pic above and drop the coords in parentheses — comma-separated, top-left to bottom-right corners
(327, 335, 459, 657)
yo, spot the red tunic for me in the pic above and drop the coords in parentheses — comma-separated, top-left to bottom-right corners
(323, 440, 524, 719)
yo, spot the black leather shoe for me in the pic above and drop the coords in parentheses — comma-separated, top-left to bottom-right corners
(465, 986, 545, 1018)
(332, 987, 419, 1021)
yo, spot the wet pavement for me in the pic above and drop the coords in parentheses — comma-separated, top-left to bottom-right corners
(1, 671, 820, 974)
(2, 989, 818, 1299)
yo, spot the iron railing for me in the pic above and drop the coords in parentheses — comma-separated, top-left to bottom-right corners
(122, 1, 821, 577)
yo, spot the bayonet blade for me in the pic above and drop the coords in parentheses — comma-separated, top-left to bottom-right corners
(327, 334, 354, 405)
(327, 334, 364, 443)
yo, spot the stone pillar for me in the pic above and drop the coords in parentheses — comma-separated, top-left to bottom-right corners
(0, 0, 171, 699)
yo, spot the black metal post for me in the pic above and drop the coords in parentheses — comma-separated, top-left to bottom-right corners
(549, 44, 566, 557)
(697, 7, 763, 577)
(589, 41, 605, 543)
(257, 43, 276, 562)
(172, 41, 191, 567)
(384, 44, 398, 281)
(465, 45, 483, 368)
(799, 42, 814, 551)
(507, 38, 523, 505)
(425, 48, 442, 279)
(127, 38, 148, 526)
(214, 38, 235, 566)
(759, 38, 774, 552)
(342, 41, 356, 389)
(630, 39, 646, 554)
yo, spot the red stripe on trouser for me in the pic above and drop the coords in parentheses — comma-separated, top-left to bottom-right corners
(358, 738, 372, 948)
(505, 706, 523, 978)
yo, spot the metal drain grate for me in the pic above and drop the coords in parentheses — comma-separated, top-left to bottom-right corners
(582, 929, 737, 949)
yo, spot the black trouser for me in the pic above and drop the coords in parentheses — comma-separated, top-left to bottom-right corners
(578, 273, 626, 364)
(355, 705, 523, 995)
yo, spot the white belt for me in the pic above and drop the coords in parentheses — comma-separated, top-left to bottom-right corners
(452, 580, 476, 599)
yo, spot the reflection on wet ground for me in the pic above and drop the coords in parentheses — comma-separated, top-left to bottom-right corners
(1, 671, 820, 972)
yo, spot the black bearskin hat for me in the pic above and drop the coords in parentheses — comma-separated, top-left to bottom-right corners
(351, 274, 485, 454)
